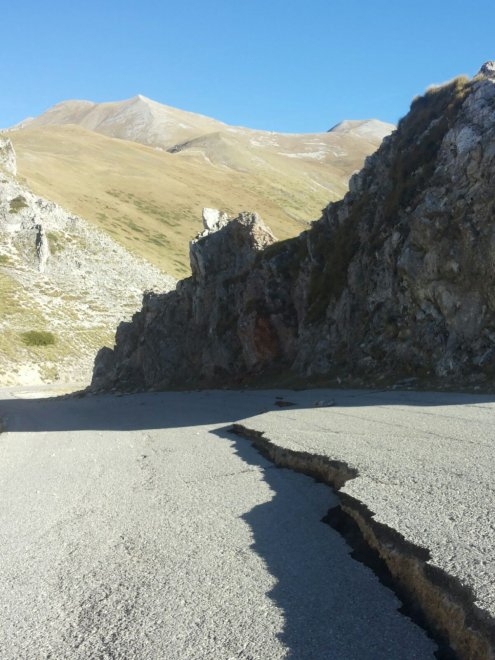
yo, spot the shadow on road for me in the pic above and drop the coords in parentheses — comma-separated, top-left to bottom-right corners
(1, 387, 494, 434)
(210, 426, 436, 659)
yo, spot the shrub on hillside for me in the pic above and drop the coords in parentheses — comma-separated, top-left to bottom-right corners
(9, 195, 28, 213)
(21, 330, 56, 346)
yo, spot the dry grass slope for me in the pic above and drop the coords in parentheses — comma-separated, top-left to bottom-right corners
(10, 121, 388, 277)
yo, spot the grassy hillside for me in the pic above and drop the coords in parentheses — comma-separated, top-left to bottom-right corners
(0, 270, 114, 384)
(10, 124, 383, 277)
(0, 169, 175, 386)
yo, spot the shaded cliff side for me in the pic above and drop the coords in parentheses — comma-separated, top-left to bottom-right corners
(92, 64, 495, 391)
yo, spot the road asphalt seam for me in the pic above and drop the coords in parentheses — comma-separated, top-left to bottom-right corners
(231, 423, 495, 660)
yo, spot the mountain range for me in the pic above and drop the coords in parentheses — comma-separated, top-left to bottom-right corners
(8, 97, 393, 276)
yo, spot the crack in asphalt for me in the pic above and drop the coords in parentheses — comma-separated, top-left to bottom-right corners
(231, 424, 495, 660)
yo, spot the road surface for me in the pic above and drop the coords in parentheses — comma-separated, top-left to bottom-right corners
(1, 386, 493, 658)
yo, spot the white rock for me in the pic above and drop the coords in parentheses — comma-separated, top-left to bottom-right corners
(202, 207, 229, 232)
(478, 61, 495, 80)
(0, 136, 17, 176)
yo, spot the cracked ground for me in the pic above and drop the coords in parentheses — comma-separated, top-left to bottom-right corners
(1, 386, 484, 658)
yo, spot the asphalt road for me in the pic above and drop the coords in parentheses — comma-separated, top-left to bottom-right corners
(1, 386, 490, 659)
(234, 387, 495, 626)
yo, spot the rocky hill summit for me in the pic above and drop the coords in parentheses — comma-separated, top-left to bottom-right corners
(20, 95, 229, 150)
(20, 95, 394, 153)
(0, 139, 175, 386)
(92, 64, 495, 392)
(327, 119, 394, 141)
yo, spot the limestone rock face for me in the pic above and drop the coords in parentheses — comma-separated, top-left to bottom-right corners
(93, 67, 495, 390)
(190, 211, 276, 281)
(0, 137, 17, 176)
(35, 224, 50, 272)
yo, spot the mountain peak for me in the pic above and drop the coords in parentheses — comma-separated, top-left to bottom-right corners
(328, 119, 395, 141)
(21, 95, 229, 149)
(131, 94, 153, 104)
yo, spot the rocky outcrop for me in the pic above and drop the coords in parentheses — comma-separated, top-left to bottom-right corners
(0, 137, 17, 176)
(93, 64, 495, 391)
(479, 61, 495, 80)
(35, 224, 50, 272)
(92, 211, 278, 390)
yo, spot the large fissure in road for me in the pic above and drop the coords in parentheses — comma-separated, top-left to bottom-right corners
(231, 424, 495, 660)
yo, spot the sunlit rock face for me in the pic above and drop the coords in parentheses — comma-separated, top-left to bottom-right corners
(478, 61, 495, 80)
(0, 137, 17, 176)
(93, 64, 495, 390)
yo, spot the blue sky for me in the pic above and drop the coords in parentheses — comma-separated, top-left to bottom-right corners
(1, 0, 493, 132)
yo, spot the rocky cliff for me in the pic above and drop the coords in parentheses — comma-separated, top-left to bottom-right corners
(93, 63, 495, 391)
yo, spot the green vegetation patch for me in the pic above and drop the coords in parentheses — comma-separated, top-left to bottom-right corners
(106, 189, 190, 228)
(47, 231, 63, 254)
(0, 254, 11, 266)
(0, 273, 24, 317)
(20, 330, 56, 347)
(9, 195, 28, 213)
